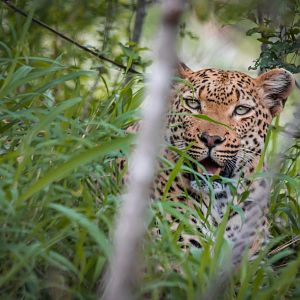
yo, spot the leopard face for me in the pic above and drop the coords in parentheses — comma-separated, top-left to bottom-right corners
(167, 64, 294, 179)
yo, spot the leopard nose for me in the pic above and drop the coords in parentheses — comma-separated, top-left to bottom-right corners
(199, 132, 224, 148)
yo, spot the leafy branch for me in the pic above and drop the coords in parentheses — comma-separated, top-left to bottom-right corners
(246, 1, 300, 73)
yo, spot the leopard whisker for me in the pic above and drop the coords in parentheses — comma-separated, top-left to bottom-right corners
(235, 153, 253, 162)
(239, 147, 261, 156)
(235, 153, 255, 169)
(238, 149, 258, 160)
(225, 159, 237, 172)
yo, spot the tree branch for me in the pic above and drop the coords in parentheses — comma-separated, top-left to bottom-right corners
(2, 0, 141, 74)
(257, 4, 268, 75)
(132, 0, 147, 43)
(102, 1, 184, 300)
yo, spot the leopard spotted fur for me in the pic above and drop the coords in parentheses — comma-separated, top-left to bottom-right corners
(123, 63, 295, 263)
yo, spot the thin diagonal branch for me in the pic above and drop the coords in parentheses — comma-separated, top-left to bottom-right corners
(2, 0, 141, 74)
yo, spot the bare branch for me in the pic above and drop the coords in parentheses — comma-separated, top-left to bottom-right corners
(132, 0, 147, 43)
(102, 1, 184, 300)
(257, 5, 268, 75)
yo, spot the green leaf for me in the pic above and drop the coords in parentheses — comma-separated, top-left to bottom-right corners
(161, 155, 185, 202)
(193, 114, 233, 130)
(19, 135, 134, 202)
(47, 250, 79, 274)
(230, 204, 246, 224)
(246, 27, 259, 36)
(49, 204, 111, 257)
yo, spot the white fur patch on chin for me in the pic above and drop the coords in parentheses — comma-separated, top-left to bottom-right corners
(190, 178, 224, 195)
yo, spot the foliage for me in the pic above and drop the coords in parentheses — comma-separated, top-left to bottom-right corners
(0, 1, 299, 299)
(191, 0, 300, 73)
(0, 49, 140, 297)
(246, 1, 300, 73)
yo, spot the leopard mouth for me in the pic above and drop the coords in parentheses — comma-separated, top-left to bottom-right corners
(188, 156, 235, 182)
(198, 157, 222, 176)
(189, 157, 235, 192)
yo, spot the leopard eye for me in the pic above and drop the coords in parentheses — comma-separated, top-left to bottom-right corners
(234, 105, 251, 115)
(185, 98, 201, 110)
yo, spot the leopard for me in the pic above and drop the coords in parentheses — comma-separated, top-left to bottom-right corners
(122, 62, 295, 266)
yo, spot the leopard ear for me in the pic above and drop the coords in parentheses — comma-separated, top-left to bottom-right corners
(255, 68, 295, 117)
(176, 61, 193, 78)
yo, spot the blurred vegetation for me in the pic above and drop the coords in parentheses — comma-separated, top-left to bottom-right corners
(192, 0, 300, 73)
(0, 0, 299, 299)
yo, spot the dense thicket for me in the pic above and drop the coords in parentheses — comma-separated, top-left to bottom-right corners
(0, 1, 299, 299)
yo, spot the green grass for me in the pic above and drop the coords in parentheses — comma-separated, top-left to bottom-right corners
(1, 37, 300, 300)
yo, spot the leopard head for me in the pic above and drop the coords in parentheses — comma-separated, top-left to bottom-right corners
(167, 63, 295, 179)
